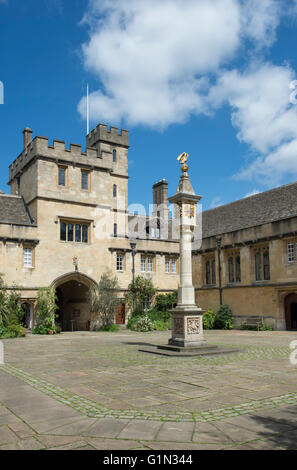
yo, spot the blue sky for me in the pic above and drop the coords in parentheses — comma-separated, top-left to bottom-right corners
(1, 0, 297, 212)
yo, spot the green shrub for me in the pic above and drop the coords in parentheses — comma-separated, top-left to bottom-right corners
(0, 324, 26, 338)
(148, 308, 171, 322)
(129, 315, 154, 332)
(0, 275, 25, 330)
(96, 324, 120, 332)
(125, 276, 157, 316)
(152, 319, 171, 331)
(88, 272, 121, 328)
(259, 321, 274, 331)
(203, 310, 216, 330)
(154, 292, 177, 312)
(239, 323, 258, 331)
(127, 313, 141, 330)
(214, 304, 234, 330)
(33, 287, 58, 335)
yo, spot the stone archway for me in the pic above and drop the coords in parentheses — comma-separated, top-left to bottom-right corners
(51, 272, 97, 332)
(284, 293, 297, 331)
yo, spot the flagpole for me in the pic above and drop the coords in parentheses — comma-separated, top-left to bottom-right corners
(86, 83, 89, 135)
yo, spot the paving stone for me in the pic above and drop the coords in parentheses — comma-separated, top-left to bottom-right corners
(8, 421, 36, 438)
(118, 420, 163, 440)
(156, 422, 195, 442)
(145, 441, 222, 450)
(82, 418, 130, 438)
(47, 440, 88, 450)
(87, 438, 143, 450)
(192, 422, 233, 444)
(37, 434, 84, 448)
(0, 425, 18, 445)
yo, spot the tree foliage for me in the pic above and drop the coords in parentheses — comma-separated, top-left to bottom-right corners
(154, 291, 177, 312)
(0, 274, 24, 328)
(125, 275, 157, 316)
(214, 304, 234, 330)
(33, 287, 58, 334)
(0, 274, 26, 337)
(87, 272, 121, 328)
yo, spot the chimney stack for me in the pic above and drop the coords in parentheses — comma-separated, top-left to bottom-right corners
(152, 179, 169, 238)
(23, 127, 33, 149)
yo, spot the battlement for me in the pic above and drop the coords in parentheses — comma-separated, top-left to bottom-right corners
(86, 123, 129, 148)
(8, 134, 110, 183)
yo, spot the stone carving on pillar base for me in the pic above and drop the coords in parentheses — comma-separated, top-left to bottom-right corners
(187, 317, 200, 335)
(173, 318, 184, 335)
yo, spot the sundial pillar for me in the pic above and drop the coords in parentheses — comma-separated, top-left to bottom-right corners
(168, 154, 206, 348)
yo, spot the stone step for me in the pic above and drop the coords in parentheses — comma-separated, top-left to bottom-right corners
(139, 346, 242, 357)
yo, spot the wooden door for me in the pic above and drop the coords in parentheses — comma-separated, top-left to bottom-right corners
(116, 303, 125, 325)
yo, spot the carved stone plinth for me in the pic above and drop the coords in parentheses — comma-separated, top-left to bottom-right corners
(169, 307, 207, 348)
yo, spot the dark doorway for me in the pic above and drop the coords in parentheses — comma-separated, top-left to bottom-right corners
(21, 303, 33, 329)
(285, 294, 297, 330)
(291, 303, 297, 329)
(55, 280, 90, 331)
(116, 303, 126, 325)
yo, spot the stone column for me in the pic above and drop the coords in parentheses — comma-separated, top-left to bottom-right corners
(168, 155, 206, 348)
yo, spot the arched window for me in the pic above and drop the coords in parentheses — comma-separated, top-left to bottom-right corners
(263, 251, 270, 280)
(113, 184, 117, 197)
(113, 149, 117, 162)
(235, 256, 241, 283)
(206, 261, 211, 285)
(228, 257, 234, 283)
(255, 252, 262, 281)
(211, 258, 216, 285)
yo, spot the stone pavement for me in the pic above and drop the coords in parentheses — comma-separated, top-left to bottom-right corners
(0, 329, 297, 450)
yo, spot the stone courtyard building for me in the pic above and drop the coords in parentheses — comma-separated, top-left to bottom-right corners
(0, 125, 179, 330)
(1, 124, 297, 331)
(193, 183, 297, 331)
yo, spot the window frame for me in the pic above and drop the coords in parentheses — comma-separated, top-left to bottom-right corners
(253, 245, 270, 282)
(116, 253, 124, 272)
(60, 219, 90, 244)
(23, 246, 33, 268)
(81, 170, 89, 191)
(113, 223, 118, 237)
(204, 255, 216, 286)
(58, 166, 67, 187)
(113, 184, 117, 198)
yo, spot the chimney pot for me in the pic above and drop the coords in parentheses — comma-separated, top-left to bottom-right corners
(23, 127, 33, 149)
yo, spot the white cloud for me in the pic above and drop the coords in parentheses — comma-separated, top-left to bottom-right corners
(208, 62, 297, 184)
(244, 189, 261, 198)
(78, 0, 284, 128)
(240, 0, 281, 47)
(78, 0, 297, 184)
(208, 196, 224, 209)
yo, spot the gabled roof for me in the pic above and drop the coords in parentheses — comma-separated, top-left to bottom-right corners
(202, 181, 297, 238)
(0, 194, 34, 226)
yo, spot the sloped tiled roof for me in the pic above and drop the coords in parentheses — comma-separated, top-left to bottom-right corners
(0, 194, 33, 226)
(202, 181, 297, 238)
